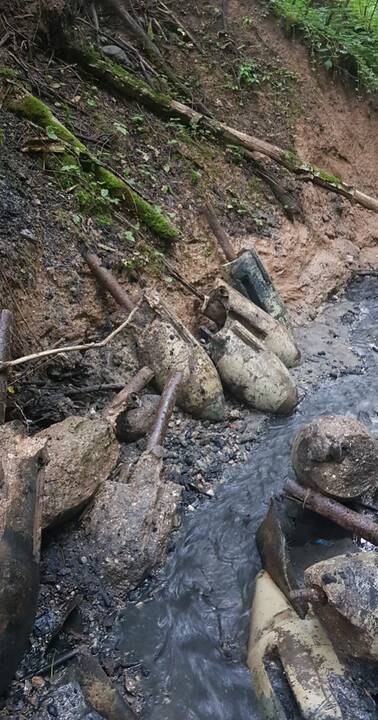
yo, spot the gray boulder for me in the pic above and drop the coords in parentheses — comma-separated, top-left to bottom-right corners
(88, 449, 181, 590)
(292, 415, 378, 499)
(305, 551, 378, 661)
(32, 415, 119, 528)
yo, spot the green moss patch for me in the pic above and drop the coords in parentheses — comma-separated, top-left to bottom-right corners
(8, 90, 177, 241)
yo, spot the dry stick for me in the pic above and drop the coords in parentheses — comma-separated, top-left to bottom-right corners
(147, 371, 183, 450)
(163, 259, 205, 301)
(0, 306, 139, 371)
(0, 310, 12, 424)
(284, 478, 378, 546)
(87, 253, 134, 312)
(202, 203, 236, 261)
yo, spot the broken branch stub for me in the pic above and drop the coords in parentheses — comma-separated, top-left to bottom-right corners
(86, 252, 134, 312)
(202, 203, 236, 262)
(103, 366, 154, 437)
(0, 309, 12, 424)
(283, 478, 378, 546)
(0, 422, 45, 695)
(147, 370, 182, 450)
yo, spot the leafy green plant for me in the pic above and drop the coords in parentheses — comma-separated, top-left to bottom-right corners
(237, 60, 260, 87)
(271, 0, 378, 91)
(242, 15, 254, 27)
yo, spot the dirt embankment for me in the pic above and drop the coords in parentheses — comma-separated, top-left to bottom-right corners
(0, 0, 377, 378)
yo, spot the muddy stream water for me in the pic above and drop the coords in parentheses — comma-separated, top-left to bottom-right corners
(114, 277, 378, 720)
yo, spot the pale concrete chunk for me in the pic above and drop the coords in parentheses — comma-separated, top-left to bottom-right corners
(88, 450, 181, 590)
(35, 415, 119, 528)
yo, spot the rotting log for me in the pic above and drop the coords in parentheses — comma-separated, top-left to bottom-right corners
(5, 88, 177, 242)
(86, 254, 225, 420)
(0, 422, 45, 695)
(67, 48, 378, 214)
(0, 309, 11, 425)
(147, 370, 182, 450)
(284, 478, 378, 546)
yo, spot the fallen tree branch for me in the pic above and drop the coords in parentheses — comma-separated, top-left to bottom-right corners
(68, 46, 378, 214)
(5, 87, 177, 242)
(0, 305, 139, 371)
(147, 370, 182, 450)
(202, 203, 236, 261)
(284, 478, 378, 546)
(87, 252, 134, 311)
(0, 309, 12, 424)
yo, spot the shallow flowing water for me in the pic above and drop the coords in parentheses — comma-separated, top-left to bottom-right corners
(117, 277, 378, 720)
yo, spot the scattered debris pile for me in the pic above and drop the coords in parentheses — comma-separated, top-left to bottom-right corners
(0, 237, 302, 705)
(250, 414, 378, 719)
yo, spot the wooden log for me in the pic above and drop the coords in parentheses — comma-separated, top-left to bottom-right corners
(0, 310, 12, 425)
(283, 478, 378, 546)
(291, 416, 378, 499)
(147, 370, 182, 450)
(67, 45, 378, 214)
(0, 422, 45, 694)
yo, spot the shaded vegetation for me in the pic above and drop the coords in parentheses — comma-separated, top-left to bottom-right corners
(272, 0, 378, 91)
